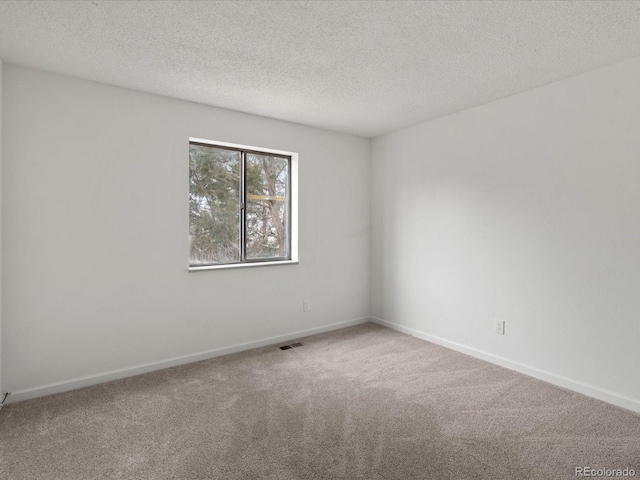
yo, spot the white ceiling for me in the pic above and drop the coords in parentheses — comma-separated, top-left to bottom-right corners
(2, 1, 640, 138)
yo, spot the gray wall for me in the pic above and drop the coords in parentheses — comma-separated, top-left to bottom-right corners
(0, 58, 3, 396)
(4, 56, 640, 412)
(2, 65, 370, 399)
(371, 56, 640, 411)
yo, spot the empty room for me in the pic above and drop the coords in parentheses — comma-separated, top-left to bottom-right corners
(1, 1, 639, 479)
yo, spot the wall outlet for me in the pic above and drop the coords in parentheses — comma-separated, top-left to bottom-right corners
(303, 300, 311, 312)
(494, 319, 505, 335)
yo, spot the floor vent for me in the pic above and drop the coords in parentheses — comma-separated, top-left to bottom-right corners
(279, 342, 303, 350)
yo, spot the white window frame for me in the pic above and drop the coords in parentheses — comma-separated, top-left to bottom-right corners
(188, 137, 298, 271)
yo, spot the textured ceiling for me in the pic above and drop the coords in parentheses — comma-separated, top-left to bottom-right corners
(1, 1, 640, 137)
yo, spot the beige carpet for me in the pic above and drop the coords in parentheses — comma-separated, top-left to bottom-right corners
(1, 323, 639, 479)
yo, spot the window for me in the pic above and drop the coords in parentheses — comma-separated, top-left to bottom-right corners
(188, 138, 298, 270)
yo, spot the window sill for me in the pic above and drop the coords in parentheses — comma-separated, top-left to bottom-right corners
(188, 260, 299, 272)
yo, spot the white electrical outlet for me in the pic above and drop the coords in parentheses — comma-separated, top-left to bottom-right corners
(303, 300, 311, 312)
(494, 319, 505, 335)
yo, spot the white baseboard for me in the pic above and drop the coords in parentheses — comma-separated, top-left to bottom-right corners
(371, 317, 640, 414)
(6, 317, 371, 404)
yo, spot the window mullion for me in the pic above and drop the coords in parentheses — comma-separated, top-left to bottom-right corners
(240, 151, 247, 262)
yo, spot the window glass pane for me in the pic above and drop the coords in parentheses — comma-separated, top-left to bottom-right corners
(189, 144, 241, 265)
(245, 153, 290, 259)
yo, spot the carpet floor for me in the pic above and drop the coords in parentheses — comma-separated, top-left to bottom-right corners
(1, 323, 639, 479)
